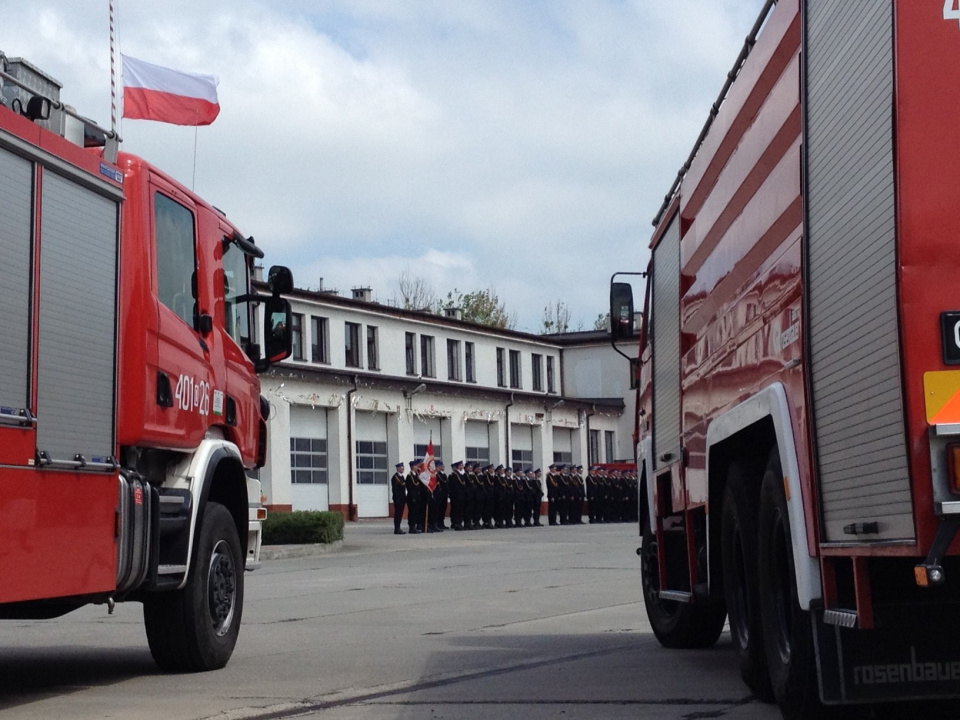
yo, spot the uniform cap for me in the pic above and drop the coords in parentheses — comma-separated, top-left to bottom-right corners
(437, 461, 445, 468)
(535, 468, 541, 474)
(395, 462, 404, 469)
(409, 459, 419, 466)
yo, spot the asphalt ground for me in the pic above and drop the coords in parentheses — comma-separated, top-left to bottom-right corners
(0, 519, 790, 720)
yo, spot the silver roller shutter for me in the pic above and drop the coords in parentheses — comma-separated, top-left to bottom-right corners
(0, 147, 32, 412)
(37, 171, 119, 464)
(804, 0, 913, 542)
(652, 214, 681, 472)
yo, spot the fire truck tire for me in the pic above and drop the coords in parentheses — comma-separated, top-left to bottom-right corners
(640, 515, 726, 649)
(143, 502, 244, 672)
(720, 474, 773, 701)
(757, 452, 820, 720)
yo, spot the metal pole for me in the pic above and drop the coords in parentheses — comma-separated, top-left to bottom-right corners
(109, 0, 118, 134)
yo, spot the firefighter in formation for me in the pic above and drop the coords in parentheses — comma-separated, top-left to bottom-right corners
(392, 456, 637, 533)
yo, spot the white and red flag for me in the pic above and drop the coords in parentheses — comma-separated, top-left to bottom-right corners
(419, 440, 437, 492)
(121, 55, 220, 126)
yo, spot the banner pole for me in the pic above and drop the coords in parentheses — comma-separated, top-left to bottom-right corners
(109, 0, 118, 135)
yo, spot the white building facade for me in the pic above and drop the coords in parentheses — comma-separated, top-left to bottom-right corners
(256, 287, 630, 519)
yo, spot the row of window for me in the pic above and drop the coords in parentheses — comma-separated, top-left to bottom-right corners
(286, 314, 557, 393)
(291, 431, 616, 486)
(496, 349, 555, 392)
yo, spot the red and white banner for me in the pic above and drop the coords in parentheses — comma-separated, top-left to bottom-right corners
(419, 440, 437, 492)
(122, 55, 220, 126)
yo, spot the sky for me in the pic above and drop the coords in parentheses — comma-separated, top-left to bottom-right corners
(2, 0, 767, 333)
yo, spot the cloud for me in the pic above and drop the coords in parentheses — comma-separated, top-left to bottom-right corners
(2, 0, 768, 331)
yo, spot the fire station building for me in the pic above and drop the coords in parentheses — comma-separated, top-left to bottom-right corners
(255, 284, 635, 519)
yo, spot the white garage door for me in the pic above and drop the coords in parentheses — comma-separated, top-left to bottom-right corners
(289, 406, 329, 511)
(355, 411, 389, 517)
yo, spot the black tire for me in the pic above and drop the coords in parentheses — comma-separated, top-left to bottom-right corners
(757, 451, 820, 719)
(144, 502, 244, 672)
(721, 468, 774, 700)
(640, 512, 726, 649)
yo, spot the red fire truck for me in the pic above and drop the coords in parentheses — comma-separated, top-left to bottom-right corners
(0, 54, 292, 671)
(611, 1, 960, 716)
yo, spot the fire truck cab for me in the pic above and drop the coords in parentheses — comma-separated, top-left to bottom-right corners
(0, 52, 292, 672)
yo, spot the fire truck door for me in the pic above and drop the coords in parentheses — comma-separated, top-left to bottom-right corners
(150, 186, 213, 446)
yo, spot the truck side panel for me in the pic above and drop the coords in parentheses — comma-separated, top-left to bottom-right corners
(804, 0, 912, 543)
(0, 469, 116, 604)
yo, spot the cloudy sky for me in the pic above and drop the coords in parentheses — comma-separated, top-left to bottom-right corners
(3, 0, 766, 332)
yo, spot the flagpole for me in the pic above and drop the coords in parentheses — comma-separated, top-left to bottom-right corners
(192, 123, 198, 191)
(109, 0, 118, 135)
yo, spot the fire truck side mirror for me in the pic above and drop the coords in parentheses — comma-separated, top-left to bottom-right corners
(610, 282, 636, 341)
(267, 265, 294, 296)
(261, 297, 293, 370)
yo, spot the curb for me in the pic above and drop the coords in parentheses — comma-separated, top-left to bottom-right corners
(260, 540, 344, 561)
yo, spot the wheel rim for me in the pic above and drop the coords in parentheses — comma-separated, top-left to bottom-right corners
(730, 524, 750, 648)
(770, 508, 793, 664)
(207, 539, 237, 637)
(641, 535, 680, 619)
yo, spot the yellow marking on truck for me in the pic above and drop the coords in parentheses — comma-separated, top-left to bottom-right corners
(924, 370, 960, 424)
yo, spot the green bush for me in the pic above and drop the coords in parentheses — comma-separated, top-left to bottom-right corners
(262, 510, 344, 545)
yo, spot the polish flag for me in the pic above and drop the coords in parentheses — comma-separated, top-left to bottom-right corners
(419, 441, 437, 492)
(122, 55, 220, 126)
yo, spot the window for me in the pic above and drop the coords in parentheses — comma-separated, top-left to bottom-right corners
(291, 313, 304, 360)
(155, 193, 197, 328)
(222, 241, 250, 347)
(509, 349, 521, 389)
(355, 440, 388, 484)
(420, 335, 435, 377)
(405, 332, 418, 375)
(496, 347, 506, 387)
(547, 356, 556, 393)
(465, 445, 489, 466)
(532, 353, 543, 391)
(366, 326, 379, 370)
(345, 321, 362, 367)
(588, 429, 600, 465)
(414, 442, 444, 465)
(553, 449, 573, 465)
(290, 437, 327, 484)
(605, 431, 616, 463)
(447, 339, 461, 381)
(311, 316, 329, 363)
(511, 448, 533, 472)
(465, 342, 476, 383)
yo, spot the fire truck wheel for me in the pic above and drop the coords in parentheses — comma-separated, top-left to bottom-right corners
(757, 452, 820, 720)
(143, 502, 244, 672)
(720, 474, 773, 701)
(640, 515, 726, 649)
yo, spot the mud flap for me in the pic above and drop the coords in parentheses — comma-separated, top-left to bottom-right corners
(814, 607, 960, 704)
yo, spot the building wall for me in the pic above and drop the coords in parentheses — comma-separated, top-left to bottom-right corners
(257, 291, 626, 518)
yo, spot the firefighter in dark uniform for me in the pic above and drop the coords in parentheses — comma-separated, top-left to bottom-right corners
(573, 465, 586, 523)
(391, 462, 407, 535)
(482, 465, 497, 528)
(434, 461, 448, 530)
(586, 466, 598, 524)
(449, 460, 465, 530)
(465, 462, 480, 530)
(546, 463, 560, 525)
(405, 460, 424, 534)
(518, 469, 532, 526)
(513, 468, 527, 527)
(494, 466, 508, 528)
(532, 468, 544, 526)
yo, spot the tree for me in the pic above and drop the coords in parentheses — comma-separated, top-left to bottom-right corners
(395, 270, 437, 311)
(541, 300, 571, 334)
(443, 287, 516, 329)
